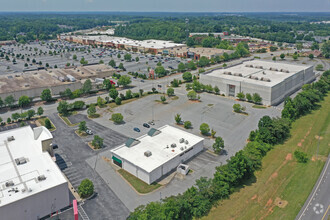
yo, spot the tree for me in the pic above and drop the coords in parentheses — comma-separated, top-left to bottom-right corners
(171, 79, 179, 87)
(272, 56, 276, 61)
(211, 129, 217, 138)
(109, 59, 116, 67)
(167, 88, 175, 96)
(280, 53, 285, 60)
(135, 57, 139, 62)
(37, 107, 44, 116)
(187, 61, 197, 70)
(117, 54, 121, 59)
(294, 150, 309, 163)
(321, 40, 330, 58)
(213, 137, 224, 154)
(139, 89, 144, 97)
(200, 123, 210, 135)
(160, 96, 166, 103)
(0, 97, 4, 108)
(99, 59, 104, 64)
(7, 118, 11, 124)
(79, 121, 87, 132)
(78, 179, 94, 198)
(214, 86, 220, 94)
(57, 101, 69, 115)
(252, 93, 262, 104)
(111, 113, 124, 124)
(18, 95, 31, 108)
(27, 109, 35, 120)
(235, 42, 249, 57)
(178, 62, 186, 72)
(97, 96, 105, 107)
(109, 88, 118, 100)
(124, 53, 132, 61)
(174, 114, 181, 124)
(73, 54, 77, 60)
(233, 104, 242, 113)
(292, 54, 298, 60)
(82, 79, 92, 94)
(184, 121, 192, 129)
(45, 118, 52, 129)
(41, 88, 52, 102)
(315, 64, 323, 71)
(118, 63, 125, 70)
(115, 97, 122, 105)
(80, 57, 88, 65)
(117, 75, 131, 87)
(246, 93, 253, 102)
(182, 72, 192, 82)
(187, 90, 197, 100)
(236, 92, 245, 100)
(311, 42, 319, 50)
(308, 54, 314, 59)
(5, 95, 15, 108)
(11, 113, 20, 121)
(269, 46, 278, 52)
(87, 105, 96, 116)
(198, 56, 210, 67)
(92, 135, 104, 149)
(155, 66, 166, 77)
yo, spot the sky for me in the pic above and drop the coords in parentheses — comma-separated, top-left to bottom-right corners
(0, 0, 329, 12)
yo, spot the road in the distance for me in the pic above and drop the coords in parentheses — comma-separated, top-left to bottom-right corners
(296, 154, 330, 220)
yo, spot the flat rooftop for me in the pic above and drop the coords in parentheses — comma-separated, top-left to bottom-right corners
(0, 126, 67, 207)
(111, 125, 204, 173)
(205, 60, 311, 87)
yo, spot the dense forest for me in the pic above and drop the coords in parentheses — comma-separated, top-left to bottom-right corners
(0, 12, 329, 44)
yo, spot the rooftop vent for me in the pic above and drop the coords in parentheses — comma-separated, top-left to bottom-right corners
(171, 143, 177, 148)
(7, 136, 15, 142)
(179, 138, 185, 143)
(15, 157, 27, 165)
(37, 175, 46, 181)
(5, 180, 14, 187)
(185, 140, 189, 145)
(144, 151, 152, 157)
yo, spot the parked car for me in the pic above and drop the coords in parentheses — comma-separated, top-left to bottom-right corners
(140, 80, 145, 82)
(143, 123, 150, 128)
(148, 121, 155, 125)
(86, 129, 93, 135)
(133, 127, 140, 132)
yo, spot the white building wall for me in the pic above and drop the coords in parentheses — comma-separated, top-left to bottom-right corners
(0, 182, 69, 220)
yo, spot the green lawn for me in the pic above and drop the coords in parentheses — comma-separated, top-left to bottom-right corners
(37, 117, 56, 131)
(59, 111, 78, 126)
(252, 104, 267, 109)
(204, 94, 330, 220)
(118, 169, 161, 194)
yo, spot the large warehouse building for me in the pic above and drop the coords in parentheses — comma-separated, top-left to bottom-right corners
(110, 125, 204, 184)
(0, 126, 69, 220)
(200, 60, 315, 105)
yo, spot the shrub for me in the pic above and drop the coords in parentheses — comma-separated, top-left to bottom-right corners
(73, 101, 85, 110)
(92, 135, 104, 149)
(111, 113, 124, 124)
(184, 121, 192, 129)
(233, 104, 242, 113)
(45, 119, 52, 129)
(115, 97, 122, 105)
(167, 88, 175, 96)
(200, 123, 210, 135)
(213, 137, 224, 154)
(294, 150, 309, 163)
(78, 179, 94, 198)
(174, 114, 181, 124)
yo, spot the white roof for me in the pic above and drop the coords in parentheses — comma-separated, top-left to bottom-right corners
(206, 60, 311, 87)
(111, 125, 204, 173)
(0, 126, 67, 207)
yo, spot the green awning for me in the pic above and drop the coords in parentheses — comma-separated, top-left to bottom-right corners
(112, 156, 122, 164)
(148, 128, 160, 137)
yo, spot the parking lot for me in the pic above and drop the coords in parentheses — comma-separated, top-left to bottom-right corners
(0, 40, 188, 77)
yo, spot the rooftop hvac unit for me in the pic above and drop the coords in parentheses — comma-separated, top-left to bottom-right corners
(144, 151, 152, 157)
(180, 147, 184, 151)
(5, 180, 14, 187)
(179, 138, 185, 143)
(15, 157, 27, 165)
(37, 175, 46, 181)
(7, 136, 15, 141)
(171, 143, 177, 148)
(185, 140, 189, 144)
(251, 76, 259, 80)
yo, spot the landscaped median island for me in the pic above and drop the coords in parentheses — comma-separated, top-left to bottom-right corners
(36, 116, 56, 132)
(117, 169, 162, 194)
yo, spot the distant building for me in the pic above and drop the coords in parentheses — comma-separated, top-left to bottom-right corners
(110, 125, 204, 184)
(0, 126, 69, 220)
(302, 50, 323, 58)
(200, 60, 315, 105)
